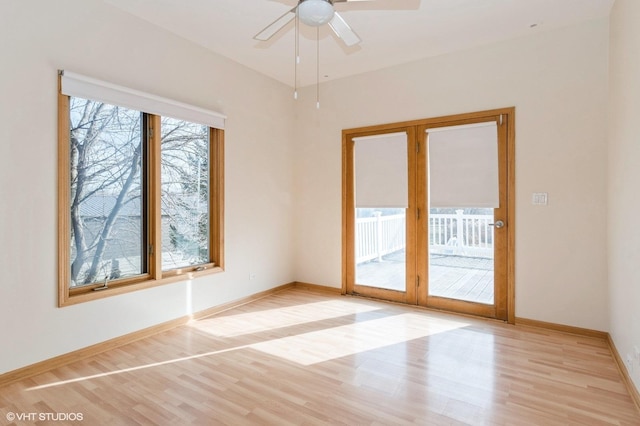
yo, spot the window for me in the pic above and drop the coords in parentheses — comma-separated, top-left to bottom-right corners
(58, 71, 224, 306)
(160, 117, 212, 271)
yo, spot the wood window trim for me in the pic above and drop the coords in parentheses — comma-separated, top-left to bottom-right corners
(57, 83, 225, 307)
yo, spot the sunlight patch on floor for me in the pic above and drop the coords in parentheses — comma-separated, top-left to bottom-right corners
(189, 299, 381, 337)
(26, 345, 251, 391)
(27, 305, 468, 391)
(251, 313, 469, 365)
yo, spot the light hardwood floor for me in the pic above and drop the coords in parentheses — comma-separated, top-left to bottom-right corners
(1, 288, 639, 425)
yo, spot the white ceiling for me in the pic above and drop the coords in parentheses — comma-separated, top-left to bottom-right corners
(103, 0, 614, 87)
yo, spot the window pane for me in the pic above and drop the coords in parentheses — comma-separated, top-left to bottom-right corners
(69, 97, 144, 287)
(161, 117, 210, 270)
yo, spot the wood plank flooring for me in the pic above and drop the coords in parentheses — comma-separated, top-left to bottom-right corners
(1, 288, 639, 425)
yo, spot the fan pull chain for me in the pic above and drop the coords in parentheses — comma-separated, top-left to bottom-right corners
(316, 26, 320, 109)
(294, 9, 299, 100)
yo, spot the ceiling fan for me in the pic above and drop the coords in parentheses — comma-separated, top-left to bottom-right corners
(254, 0, 373, 47)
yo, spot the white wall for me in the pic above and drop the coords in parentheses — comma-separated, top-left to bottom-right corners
(0, 0, 295, 374)
(608, 0, 640, 390)
(293, 19, 610, 331)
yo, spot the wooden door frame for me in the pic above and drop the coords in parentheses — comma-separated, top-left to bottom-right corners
(416, 111, 511, 321)
(342, 126, 417, 304)
(342, 108, 516, 324)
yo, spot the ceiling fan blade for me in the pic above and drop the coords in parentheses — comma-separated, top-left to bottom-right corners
(253, 7, 296, 41)
(333, 0, 375, 2)
(328, 11, 361, 47)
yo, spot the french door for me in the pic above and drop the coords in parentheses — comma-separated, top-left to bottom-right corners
(342, 108, 514, 322)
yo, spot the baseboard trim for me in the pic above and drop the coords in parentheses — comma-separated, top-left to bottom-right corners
(293, 281, 342, 295)
(192, 282, 296, 320)
(608, 335, 640, 412)
(0, 282, 297, 388)
(515, 317, 609, 340)
(0, 315, 190, 388)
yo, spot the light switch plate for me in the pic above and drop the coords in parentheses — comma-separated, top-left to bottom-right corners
(532, 192, 548, 205)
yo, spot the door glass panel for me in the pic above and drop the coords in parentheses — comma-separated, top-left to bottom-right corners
(428, 208, 494, 304)
(356, 208, 406, 291)
(426, 123, 499, 305)
(353, 132, 408, 293)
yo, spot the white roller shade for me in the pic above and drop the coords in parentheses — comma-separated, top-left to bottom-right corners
(354, 132, 408, 208)
(60, 70, 226, 129)
(427, 122, 499, 208)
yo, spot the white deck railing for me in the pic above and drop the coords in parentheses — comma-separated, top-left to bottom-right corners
(356, 212, 405, 263)
(356, 210, 494, 263)
(430, 211, 494, 258)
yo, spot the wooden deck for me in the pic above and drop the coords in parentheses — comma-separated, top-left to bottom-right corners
(356, 252, 494, 305)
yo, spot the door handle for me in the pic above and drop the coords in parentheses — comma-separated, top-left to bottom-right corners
(490, 220, 505, 229)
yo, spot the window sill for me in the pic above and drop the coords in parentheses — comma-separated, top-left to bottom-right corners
(58, 266, 224, 307)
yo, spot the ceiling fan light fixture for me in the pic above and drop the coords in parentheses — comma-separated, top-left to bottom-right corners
(298, 0, 335, 27)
